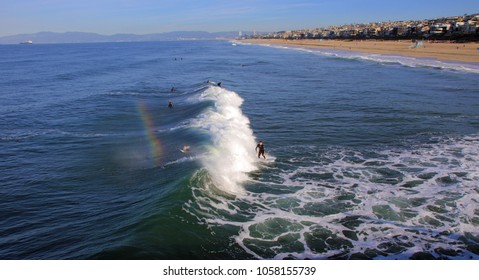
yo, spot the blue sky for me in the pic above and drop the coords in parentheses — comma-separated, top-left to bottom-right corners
(1, 0, 478, 36)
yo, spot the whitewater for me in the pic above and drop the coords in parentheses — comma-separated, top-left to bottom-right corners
(191, 85, 260, 196)
(1, 40, 478, 259)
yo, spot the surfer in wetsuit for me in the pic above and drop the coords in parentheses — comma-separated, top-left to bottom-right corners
(255, 141, 266, 159)
(217, 82, 222, 87)
(168, 100, 173, 108)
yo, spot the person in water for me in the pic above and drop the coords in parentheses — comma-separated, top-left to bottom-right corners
(168, 100, 173, 108)
(255, 141, 266, 159)
(217, 82, 222, 87)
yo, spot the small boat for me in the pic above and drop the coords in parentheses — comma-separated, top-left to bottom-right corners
(20, 40, 33, 44)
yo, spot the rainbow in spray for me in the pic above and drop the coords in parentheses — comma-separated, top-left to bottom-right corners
(137, 101, 163, 167)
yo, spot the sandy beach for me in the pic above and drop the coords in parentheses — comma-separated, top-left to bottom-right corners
(242, 39, 479, 63)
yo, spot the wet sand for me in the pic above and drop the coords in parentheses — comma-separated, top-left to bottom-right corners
(242, 39, 479, 63)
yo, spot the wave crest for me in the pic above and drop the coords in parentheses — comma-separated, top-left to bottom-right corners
(191, 86, 258, 195)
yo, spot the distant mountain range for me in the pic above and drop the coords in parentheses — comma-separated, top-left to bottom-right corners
(0, 31, 256, 44)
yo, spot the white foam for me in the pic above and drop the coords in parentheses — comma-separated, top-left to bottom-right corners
(187, 134, 479, 259)
(0, 128, 119, 141)
(163, 154, 205, 167)
(190, 86, 259, 195)
(253, 43, 479, 74)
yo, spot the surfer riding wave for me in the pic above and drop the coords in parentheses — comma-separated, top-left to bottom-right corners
(255, 141, 266, 159)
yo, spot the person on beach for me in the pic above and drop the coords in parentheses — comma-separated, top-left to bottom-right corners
(255, 141, 266, 159)
(168, 100, 173, 108)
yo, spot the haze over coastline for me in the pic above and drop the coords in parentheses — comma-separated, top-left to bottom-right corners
(1, 0, 477, 38)
(0, 31, 253, 45)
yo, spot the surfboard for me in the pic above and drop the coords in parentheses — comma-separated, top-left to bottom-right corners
(259, 155, 275, 164)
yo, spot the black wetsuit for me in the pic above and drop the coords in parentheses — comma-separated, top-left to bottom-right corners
(256, 143, 265, 159)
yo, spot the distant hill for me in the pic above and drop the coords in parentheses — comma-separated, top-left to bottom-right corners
(0, 31, 256, 44)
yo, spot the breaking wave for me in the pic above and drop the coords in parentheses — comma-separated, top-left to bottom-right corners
(189, 85, 260, 196)
(252, 43, 479, 74)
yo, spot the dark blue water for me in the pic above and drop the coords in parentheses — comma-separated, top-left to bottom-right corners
(1, 40, 478, 259)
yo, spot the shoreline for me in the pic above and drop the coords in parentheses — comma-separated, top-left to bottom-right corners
(242, 39, 479, 63)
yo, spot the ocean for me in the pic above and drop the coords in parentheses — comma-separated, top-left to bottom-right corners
(1, 40, 478, 260)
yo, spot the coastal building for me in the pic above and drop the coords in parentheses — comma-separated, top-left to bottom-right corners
(251, 13, 479, 41)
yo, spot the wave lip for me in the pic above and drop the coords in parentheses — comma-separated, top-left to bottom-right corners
(191, 86, 258, 195)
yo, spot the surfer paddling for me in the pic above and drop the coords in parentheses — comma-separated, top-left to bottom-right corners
(207, 80, 222, 87)
(180, 145, 190, 153)
(255, 141, 266, 159)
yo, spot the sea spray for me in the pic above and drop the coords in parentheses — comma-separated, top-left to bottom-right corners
(191, 86, 258, 195)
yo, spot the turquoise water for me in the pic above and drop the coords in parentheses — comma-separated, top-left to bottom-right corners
(1, 40, 479, 259)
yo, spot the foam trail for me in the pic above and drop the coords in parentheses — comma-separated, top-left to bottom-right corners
(192, 86, 258, 195)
